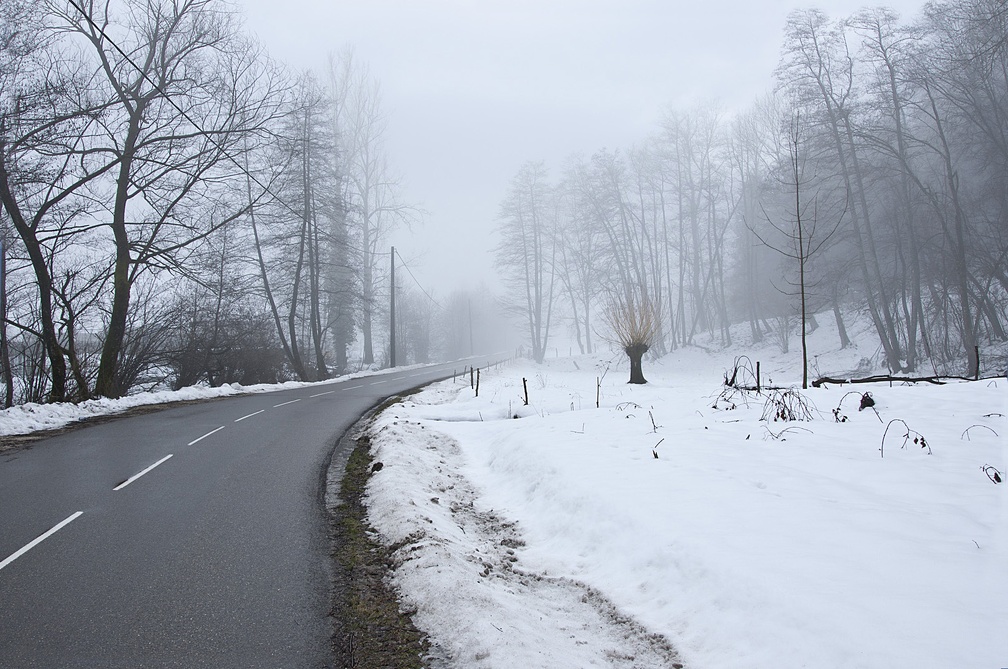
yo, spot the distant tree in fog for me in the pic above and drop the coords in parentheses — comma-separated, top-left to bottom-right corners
(327, 49, 415, 367)
(495, 162, 557, 364)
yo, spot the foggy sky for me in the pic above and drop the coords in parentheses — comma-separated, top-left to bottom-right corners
(238, 0, 930, 297)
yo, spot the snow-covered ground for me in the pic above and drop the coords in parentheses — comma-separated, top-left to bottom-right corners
(0, 363, 428, 437)
(364, 318, 1008, 668)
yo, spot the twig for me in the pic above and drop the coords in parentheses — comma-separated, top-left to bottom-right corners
(616, 401, 643, 411)
(881, 419, 931, 458)
(762, 425, 814, 441)
(961, 425, 998, 440)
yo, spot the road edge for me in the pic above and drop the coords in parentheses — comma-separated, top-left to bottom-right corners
(325, 395, 429, 669)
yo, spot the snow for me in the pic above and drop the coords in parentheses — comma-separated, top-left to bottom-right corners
(0, 363, 429, 437)
(364, 318, 1008, 668)
(4, 314, 1004, 667)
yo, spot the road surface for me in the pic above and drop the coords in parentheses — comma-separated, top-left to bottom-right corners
(0, 360, 494, 668)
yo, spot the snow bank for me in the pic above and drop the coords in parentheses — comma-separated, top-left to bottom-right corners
(0, 363, 427, 437)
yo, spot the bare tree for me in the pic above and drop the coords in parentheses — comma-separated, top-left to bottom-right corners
(327, 48, 414, 367)
(44, 0, 285, 397)
(0, 5, 122, 401)
(246, 71, 345, 381)
(752, 111, 843, 388)
(555, 161, 603, 354)
(778, 9, 905, 372)
(602, 286, 661, 384)
(495, 161, 557, 364)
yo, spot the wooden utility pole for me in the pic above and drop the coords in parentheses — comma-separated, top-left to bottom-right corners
(390, 246, 396, 368)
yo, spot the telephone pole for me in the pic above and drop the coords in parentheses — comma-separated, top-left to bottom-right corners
(390, 246, 396, 367)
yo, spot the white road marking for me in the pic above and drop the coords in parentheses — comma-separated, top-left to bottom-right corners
(113, 454, 174, 491)
(344, 385, 363, 390)
(273, 399, 301, 407)
(310, 390, 335, 397)
(234, 410, 265, 423)
(370, 380, 388, 385)
(187, 426, 224, 446)
(0, 511, 84, 572)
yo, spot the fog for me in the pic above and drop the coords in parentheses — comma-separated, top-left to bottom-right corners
(2, 0, 1004, 402)
(241, 0, 930, 294)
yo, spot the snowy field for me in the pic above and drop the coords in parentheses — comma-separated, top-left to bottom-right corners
(364, 323, 1007, 668)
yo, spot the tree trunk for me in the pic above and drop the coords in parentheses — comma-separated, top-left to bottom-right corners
(626, 344, 648, 384)
(832, 284, 851, 349)
(361, 223, 374, 366)
(287, 214, 309, 380)
(0, 236, 12, 407)
(926, 85, 978, 376)
(247, 168, 298, 375)
(95, 106, 145, 398)
(1, 158, 68, 402)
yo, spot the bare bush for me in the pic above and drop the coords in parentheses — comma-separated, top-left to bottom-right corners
(761, 388, 816, 421)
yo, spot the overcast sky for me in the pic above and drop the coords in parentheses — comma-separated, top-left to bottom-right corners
(237, 0, 929, 297)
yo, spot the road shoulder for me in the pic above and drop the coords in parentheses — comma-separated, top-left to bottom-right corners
(327, 403, 429, 669)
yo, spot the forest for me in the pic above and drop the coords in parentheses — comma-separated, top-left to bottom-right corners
(495, 1, 1008, 385)
(0, 0, 477, 405)
(2, 0, 1006, 407)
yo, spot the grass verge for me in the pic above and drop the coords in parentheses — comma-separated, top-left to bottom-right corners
(331, 426, 428, 668)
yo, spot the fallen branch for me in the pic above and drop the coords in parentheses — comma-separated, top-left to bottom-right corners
(813, 375, 944, 388)
(812, 373, 988, 388)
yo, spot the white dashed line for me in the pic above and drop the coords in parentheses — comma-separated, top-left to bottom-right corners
(310, 390, 335, 397)
(188, 426, 224, 446)
(370, 380, 388, 385)
(234, 410, 265, 423)
(344, 385, 363, 390)
(0, 511, 84, 572)
(273, 399, 301, 408)
(113, 454, 174, 491)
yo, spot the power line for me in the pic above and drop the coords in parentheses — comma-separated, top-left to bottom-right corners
(394, 248, 441, 309)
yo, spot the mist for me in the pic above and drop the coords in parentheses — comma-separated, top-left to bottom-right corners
(1, 0, 1004, 402)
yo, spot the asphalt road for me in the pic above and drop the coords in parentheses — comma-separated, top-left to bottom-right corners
(0, 359, 495, 668)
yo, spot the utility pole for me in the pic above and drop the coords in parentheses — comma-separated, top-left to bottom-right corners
(390, 246, 396, 367)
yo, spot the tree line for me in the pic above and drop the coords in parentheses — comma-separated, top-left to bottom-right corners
(495, 0, 1008, 381)
(0, 0, 476, 406)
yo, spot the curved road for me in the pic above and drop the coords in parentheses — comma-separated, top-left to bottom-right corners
(0, 359, 493, 668)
